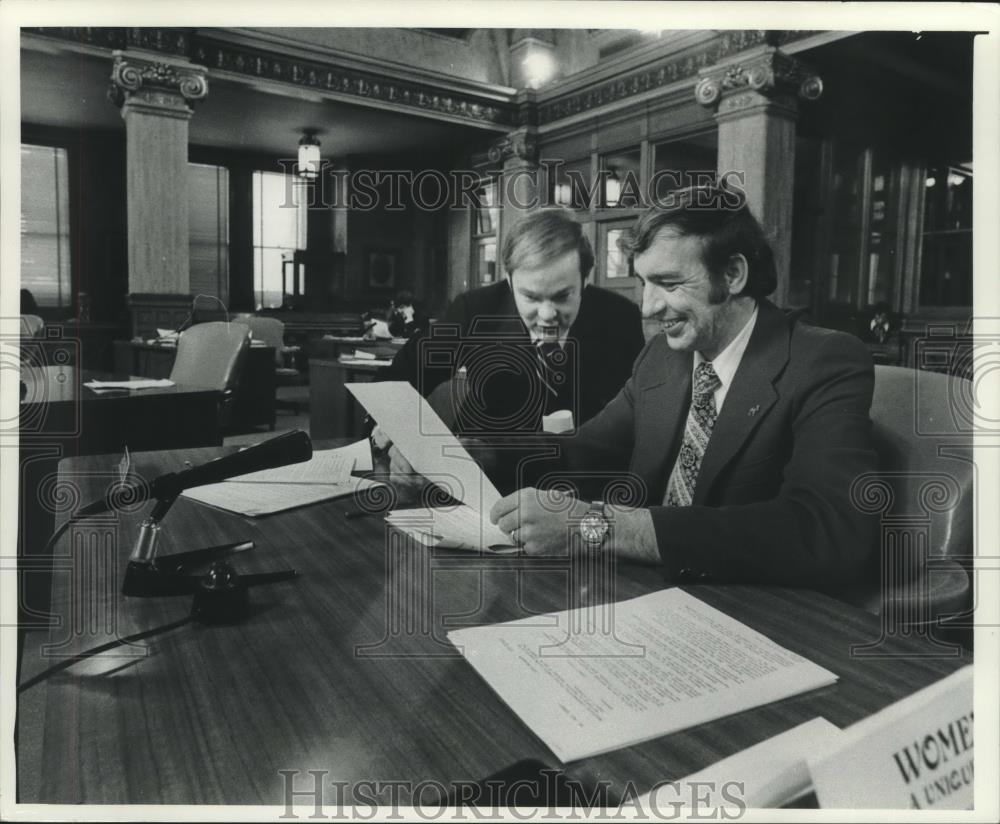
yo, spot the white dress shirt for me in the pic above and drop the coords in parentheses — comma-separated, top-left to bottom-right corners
(693, 303, 758, 414)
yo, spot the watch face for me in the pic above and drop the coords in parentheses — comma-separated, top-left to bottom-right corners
(580, 513, 608, 543)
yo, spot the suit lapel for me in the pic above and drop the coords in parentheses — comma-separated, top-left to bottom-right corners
(632, 338, 692, 497)
(694, 300, 791, 504)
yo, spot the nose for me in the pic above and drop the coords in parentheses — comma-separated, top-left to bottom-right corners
(537, 302, 558, 323)
(642, 283, 666, 319)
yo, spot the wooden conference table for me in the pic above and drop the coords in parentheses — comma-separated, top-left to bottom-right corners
(23, 444, 970, 806)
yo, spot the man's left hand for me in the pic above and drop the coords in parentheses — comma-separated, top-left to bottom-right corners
(490, 487, 589, 555)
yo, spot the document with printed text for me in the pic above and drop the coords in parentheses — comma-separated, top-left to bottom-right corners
(385, 505, 516, 553)
(448, 589, 838, 762)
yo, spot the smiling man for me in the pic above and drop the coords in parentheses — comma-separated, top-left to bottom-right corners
(375, 207, 644, 445)
(490, 186, 879, 588)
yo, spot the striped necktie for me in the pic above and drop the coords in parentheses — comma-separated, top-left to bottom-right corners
(665, 362, 721, 507)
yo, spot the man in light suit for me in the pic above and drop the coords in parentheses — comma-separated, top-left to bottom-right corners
(490, 186, 879, 588)
(375, 208, 644, 486)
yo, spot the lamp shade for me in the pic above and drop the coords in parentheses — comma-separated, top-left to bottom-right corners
(297, 133, 321, 179)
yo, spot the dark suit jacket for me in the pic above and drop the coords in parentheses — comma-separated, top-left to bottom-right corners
(555, 299, 879, 588)
(379, 279, 645, 435)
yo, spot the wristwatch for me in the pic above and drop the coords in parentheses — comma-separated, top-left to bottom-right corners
(579, 500, 611, 546)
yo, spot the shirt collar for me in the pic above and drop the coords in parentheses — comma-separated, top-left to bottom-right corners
(694, 303, 758, 390)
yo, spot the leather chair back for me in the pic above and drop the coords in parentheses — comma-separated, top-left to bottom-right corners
(857, 365, 973, 621)
(170, 321, 250, 393)
(238, 316, 286, 368)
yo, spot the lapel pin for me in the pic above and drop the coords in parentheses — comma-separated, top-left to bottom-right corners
(748, 405, 760, 417)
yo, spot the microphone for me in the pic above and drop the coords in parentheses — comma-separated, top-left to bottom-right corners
(150, 429, 312, 500)
(75, 429, 313, 519)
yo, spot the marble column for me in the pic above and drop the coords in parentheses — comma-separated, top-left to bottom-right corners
(695, 47, 822, 306)
(108, 50, 208, 304)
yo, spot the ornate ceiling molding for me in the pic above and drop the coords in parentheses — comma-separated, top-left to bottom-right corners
(24, 26, 516, 129)
(534, 30, 820, 125)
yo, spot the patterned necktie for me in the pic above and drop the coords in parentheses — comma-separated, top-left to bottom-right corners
(665, 362, 722, 507)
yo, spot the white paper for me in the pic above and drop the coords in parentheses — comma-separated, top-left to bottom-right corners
(84, 378, 175, 391)
(448, 589, 838, 763)
(352, 349, 377, 360)
(227, 449, 355, 485)
(181, 476, 385, 517)
(386, 505, 517, 552)
(635, 718, 843, 811)
(346, 381, 502, 515)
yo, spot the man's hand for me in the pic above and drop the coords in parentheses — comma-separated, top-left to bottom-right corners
(489, 487, 590, 556)
(371, 425, 392, 452)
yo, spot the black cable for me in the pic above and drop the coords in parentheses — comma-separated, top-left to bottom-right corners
(17, 615, 194, 693)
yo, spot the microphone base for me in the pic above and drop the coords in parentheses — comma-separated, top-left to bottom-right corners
(121, 561, 193, 598)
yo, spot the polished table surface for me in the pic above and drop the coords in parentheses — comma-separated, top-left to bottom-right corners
(24, 445, 971, 805)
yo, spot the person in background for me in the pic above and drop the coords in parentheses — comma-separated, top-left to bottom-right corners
(388, 291, 426, 338)
(373, 207, 645, 489)
(20, 288, 39, 314)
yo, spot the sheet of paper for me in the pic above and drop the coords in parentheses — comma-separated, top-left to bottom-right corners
(336, 437, 374, 473)
(340, 357, 393, 367)
(228, 449, 355, 485)
(85, 378, 175, 391)
(635, 717, 843, 811)
(386, 505, 516, 552)
(182, 476, 385, 517)
(448, 588, 838, 763)
(346, 381, 502, 515)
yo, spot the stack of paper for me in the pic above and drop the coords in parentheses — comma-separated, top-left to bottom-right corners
(181, 440, 381, 517)
(448, 589, 839, 763)
(385, 505, 517, 553)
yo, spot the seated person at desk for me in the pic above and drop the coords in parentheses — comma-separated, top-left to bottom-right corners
(395, 186, 879, 588)
(373, 207, 645, 450)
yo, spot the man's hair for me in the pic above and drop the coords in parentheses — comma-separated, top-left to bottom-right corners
(618, 185, 777, 299)
(502, 207, 594, 281)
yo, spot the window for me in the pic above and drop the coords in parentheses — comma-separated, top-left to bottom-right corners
(472, 179, 498, 284)
(20, 144, 71, 309)
(599, 147, 641, 209)
(652, 133, 718, 202)
(188, 163, 230, 304)
(550, 158, 593, 211)
(920, 163, 972, 307)
(252, 170, 307, 309)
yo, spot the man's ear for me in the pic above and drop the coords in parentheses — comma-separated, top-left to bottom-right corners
(724, 254, 749, 295)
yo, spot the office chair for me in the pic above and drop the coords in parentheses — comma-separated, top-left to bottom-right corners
(236, 316, 305, 416)
(169, 321, 250, 430)
(20, 314, 44, 338)
(844, 365, 973, 643)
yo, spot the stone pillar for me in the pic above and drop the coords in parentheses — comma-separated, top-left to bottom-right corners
(489, 128, 539, 276)
(108, 50, 208, 297)
(695, 47, 822, 306)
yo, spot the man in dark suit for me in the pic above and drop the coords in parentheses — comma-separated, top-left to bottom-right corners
(490, 186, 879, 588)
(374, 207, 644, 455)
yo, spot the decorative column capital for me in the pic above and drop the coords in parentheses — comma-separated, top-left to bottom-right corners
(488, 128, 539, 166)
(694, 46, 822, 114)
(108, 50, 208, 116)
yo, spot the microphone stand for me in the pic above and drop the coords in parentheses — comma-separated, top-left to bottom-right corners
(121, 492, 257, 598)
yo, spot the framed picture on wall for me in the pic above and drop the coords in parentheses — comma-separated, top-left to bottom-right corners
(367, 248, 398, 290)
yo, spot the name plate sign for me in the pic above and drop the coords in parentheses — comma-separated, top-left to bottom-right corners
(809, 665, 973, 809)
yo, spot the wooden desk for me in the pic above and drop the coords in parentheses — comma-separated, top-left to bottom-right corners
(17, 368, 222, 626)
(114, 339, 277, 431)
(309, 357, 384, 439)
(21, 445, 970, 805)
